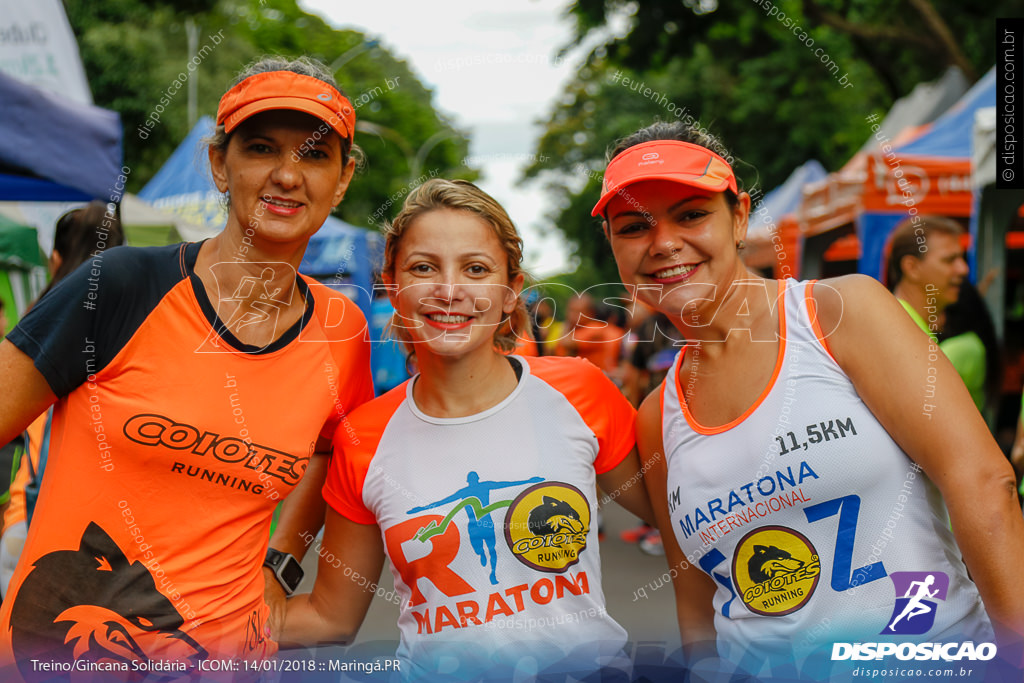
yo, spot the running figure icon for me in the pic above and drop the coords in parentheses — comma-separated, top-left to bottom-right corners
(408, 472, 542, 584)
(223, 266, 286, 332)
(888, 574, 939, 631)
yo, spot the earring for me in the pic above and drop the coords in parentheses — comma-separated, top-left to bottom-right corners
(736, 240, 746, 250)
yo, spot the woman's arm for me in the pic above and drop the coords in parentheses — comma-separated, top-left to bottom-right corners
(596, 447, 654, 524)
(636, 393, 717, 661)
(817, 275, 1024, 644)
(264, 443, 332, 639)
(0, 340, 57, 446)
(279, 507, 386, 647)
(269, 443, 331, 558)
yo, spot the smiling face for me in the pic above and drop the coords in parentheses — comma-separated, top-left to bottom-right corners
(604, 179, 749, 322)
(387, 208, 523, 361)
(209, 109, 354, 249)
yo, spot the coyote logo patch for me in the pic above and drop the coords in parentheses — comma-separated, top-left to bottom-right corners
(732, 526, 821, 616)
(505, 483, 591, 573)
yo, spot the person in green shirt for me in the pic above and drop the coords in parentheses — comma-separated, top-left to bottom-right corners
(938, 279, 1000, 413)
(885, 215, 989, 410)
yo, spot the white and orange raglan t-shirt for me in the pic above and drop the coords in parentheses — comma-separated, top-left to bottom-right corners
(324, 355, 637, 680)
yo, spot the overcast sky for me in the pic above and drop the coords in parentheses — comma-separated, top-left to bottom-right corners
(298, 0, 592, 277)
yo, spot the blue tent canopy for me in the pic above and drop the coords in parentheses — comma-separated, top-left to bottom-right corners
(0, 71, 121, 201)
(855, 67, 995, 280)
(138, 116, 224, 228)
(139, 117, 381, 317)
(300, 217, 384, 315)
(897, 68, 996, 159)
(749, 160, 827, 236)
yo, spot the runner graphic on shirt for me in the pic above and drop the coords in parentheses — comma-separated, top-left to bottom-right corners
(408, 472, 542, 584)
(225, 266, 287, 332)
(888, 574, 939, 631)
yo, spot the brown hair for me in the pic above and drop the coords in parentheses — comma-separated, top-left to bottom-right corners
(382, 178, 528, 353)
(42, 200, 125, 298)
(884, 215, 963, 290)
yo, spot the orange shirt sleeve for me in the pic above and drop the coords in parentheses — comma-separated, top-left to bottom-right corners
(323, 384, 408, 525)
(528, 357, 637, 474)
(310, 283, 376, 443)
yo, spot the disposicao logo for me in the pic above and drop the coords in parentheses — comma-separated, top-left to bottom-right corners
(831, 642, 996, 662)
(882, 571, 948, 635)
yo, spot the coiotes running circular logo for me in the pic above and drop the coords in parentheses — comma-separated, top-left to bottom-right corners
(504, 482, 590, 573)
(732, 526, 821, 616)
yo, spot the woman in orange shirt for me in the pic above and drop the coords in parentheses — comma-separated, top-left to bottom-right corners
(0, 57, 373, 678)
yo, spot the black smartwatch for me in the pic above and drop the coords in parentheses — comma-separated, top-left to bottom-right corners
(264, 548, 304, 595)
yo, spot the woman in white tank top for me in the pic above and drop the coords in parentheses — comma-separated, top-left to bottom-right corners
(593, 121, 1024, 680)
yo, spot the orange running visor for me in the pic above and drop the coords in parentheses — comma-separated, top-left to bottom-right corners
(216, 70, 355, 141)
(591, 140, 736, 217)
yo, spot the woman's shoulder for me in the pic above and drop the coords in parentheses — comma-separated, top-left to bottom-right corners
(805, 274, 891, 332)
(808, 272, 886, 300)
(332, 381, 411, 462)
(637, 388, 663, 432)
(806, 274, 925, 368)
(348, 380, 411, 426)
(523, 354, 610, 388)
(84, 242, 191, 286)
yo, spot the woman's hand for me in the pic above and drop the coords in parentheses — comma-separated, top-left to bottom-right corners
(263, 567, 287, 642)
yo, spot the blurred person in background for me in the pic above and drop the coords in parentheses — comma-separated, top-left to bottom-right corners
(554, 292, 625, 375)
(619, 307, 685, 555)
(885, 215, 969, 339)
(885, 216, 995, 412)
(368, 277, 411, 394)
(531, 294, 557, 354)
(937, 279, 1001, 415)
(0, 201, 126, 598)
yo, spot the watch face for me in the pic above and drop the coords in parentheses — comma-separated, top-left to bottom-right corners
(280, 557, 304, 589)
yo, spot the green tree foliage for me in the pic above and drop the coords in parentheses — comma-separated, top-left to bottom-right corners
(64, 0, 475, 227)
(526, 0, 1020, 281)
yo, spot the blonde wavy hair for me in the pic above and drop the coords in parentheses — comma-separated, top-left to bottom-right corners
(381, 178, 528, 353)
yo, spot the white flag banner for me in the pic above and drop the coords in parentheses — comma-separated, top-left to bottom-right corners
(0, 0, 92, 105)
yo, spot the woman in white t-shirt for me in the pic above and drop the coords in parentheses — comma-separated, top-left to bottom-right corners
(282, 179, 653, 680)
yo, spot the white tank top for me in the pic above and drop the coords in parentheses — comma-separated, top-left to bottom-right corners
(662, 278, 990, 672)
